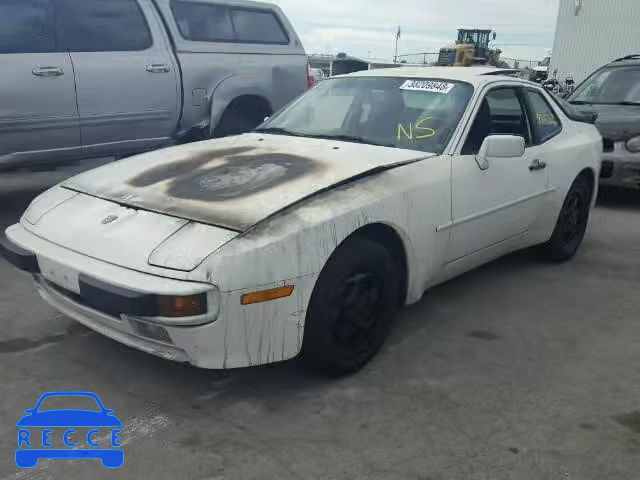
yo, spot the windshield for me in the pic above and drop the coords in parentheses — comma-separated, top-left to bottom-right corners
(257, 77, 474, 154)
(569, 66, 640, 104)
(539, 57, 551, 67)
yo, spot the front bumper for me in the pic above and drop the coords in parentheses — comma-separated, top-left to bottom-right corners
(0, 233, 40, 273)
(34, 275, 191, 364)
(600, 143, 640, 189)
(2, 224, 312, 369)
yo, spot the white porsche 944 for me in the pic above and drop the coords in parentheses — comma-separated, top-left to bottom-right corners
(1, 68, 601, 375)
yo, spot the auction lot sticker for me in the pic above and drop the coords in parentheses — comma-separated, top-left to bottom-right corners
(400, 80, 455, 94)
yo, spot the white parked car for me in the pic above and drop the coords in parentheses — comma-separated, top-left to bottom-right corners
(1, 67, 601, 375)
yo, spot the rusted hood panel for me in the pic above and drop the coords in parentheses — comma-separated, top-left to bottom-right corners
(63, 134, 434, 231)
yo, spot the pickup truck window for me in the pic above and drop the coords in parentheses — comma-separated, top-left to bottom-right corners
(170, 1, 289, 45)
(171, 2, 235, 42)
(57, 0, 152, 52)
(0, 0, 55, 54)
(230, 9, 289, 45)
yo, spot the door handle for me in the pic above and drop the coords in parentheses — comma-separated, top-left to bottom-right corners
(529, 159, 547, 172)
(32, 66, 64, 77)
(146, 64, 170, 73)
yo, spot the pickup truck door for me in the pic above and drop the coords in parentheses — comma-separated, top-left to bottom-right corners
(55, 0, 180, 158)
(447, 86, 549, 262)
(0, 0, 81, 170)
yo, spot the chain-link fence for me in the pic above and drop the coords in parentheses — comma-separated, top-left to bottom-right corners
(394, 53, 440, 65)
(500, 57, 542, 70)
(395, 53, 541, 70)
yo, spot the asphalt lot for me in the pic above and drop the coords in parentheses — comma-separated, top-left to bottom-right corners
(1, 186, 639, 480)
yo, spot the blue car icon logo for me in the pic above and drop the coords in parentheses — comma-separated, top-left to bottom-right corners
(16, 391, 123, 468)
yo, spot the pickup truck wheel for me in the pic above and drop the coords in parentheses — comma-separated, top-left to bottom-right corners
(303, 237, 398, 376)
(213, 110, 255, 138)
(542, 175, 591, 262)
(213, 98, 271, 138)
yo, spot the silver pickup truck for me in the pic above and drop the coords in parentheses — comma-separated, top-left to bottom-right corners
(0, 0, 308, 170)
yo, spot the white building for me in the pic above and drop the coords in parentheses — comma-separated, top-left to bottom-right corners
(550, 0, 640, 84)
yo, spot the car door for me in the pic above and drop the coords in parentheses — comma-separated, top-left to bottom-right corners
(447, 85, 549, 262)
(0, 0, 81, 170)
(521, 86, 565, 173)
(55, 0, 180, 159)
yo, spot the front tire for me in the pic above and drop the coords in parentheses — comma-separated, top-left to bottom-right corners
(303, 237, 399, 376)
(542, 175, 592, 262)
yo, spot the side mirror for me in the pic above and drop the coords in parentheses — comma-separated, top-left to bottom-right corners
(263, 116, 270, 122)
(476, 135, 525, 170)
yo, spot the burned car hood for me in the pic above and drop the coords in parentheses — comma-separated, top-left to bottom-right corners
(578, 104, 640, 141)
(63, 134, 435, 232)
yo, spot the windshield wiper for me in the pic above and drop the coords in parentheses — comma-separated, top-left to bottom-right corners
(605, 101, 640, 106)
(252, 129, 395, 147)
(570, 100, 640, 106)
(252, 127, 304, 137)
(304, 134, 395, 148)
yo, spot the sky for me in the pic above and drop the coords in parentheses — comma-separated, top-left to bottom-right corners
(274, 0, 560, 64)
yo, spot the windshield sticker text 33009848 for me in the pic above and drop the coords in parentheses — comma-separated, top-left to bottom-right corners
(400, 80, 455, 94)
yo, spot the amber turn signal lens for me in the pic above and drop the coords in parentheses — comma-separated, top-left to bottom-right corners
(241, 286, 295, 305)
(157, 293, 207, 318)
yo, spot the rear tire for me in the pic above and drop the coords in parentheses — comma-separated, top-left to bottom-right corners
(302, 237, 399, 376)
(542, 175, 592, 262)
(213, 109, 255, 138)
(213, 98, 271, 138)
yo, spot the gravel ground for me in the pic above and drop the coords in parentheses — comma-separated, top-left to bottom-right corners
(1, 187, 639, 480)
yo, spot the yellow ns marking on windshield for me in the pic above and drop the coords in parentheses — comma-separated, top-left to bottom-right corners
(397, 117, 437, 141)
(415, 116, 436, 139)
(397, 123, 412, 140)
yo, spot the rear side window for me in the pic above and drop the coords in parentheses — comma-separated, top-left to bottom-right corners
(0, 0, 55, 54)
(170, 2, 235, 42)
(170, 1, 289, 45)
(230, 9, 289, 44)
(57, 0, 152, 52)
(525, 90, 562, 143)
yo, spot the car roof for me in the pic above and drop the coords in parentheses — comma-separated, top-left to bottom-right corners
(607, 55, 640, 67)
(338, 66, 526, 86)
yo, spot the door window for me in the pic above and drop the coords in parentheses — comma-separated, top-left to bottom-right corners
(0, 0, 55, 54)
(524, 90, 562, 143)
(57, 0, 152, 52)
(462, 87, 530, 154)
